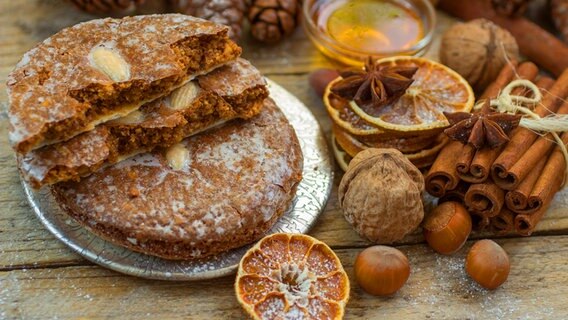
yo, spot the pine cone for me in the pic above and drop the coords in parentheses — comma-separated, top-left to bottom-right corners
(491, 0, 531, 17)
(170, 0, 247, 41)
(69, 0, 145, 14)
(551, 0, 568, 43)
(248, 0, 300, 44)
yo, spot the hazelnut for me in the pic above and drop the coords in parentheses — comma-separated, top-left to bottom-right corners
(309, 69, 339, 98)
(339, 148, 425, 244)
(465, 239, 510, 290)
(423, 201, 472, 255)
(354, 246, 410, 296)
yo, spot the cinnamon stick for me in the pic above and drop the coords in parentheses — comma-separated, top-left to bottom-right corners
(470, 210, 491, 231)
(513, 133, 568, 226)
(438, 0, 568, 76)
(501, 99, 568, 191)
(467, 147, 503, 182)
(515, 150, 568, 236)
(505, 156, 547, 212)
(464, 181, 505, 218)
(491, 208, 516, 235)
(456, 62, 525, 183)
(438, 181, 471, 204)
(425, 141, 463, 197)
(492, 70, 568, 190)
(456, 145, 476, 181)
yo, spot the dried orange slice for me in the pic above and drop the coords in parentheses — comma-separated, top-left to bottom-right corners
(326, 56, 474, 135)
(331, 124, 368, 157)
(331, 136, 352, 172)
(332, 123, 437, 155)
(331, 133, 448, 170)
(235, 233, 349, 320)
(324, 93, 385, 136)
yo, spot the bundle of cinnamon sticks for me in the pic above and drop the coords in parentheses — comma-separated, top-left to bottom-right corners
(426, 61, 568, 236)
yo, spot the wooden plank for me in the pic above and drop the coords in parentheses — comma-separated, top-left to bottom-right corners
(1, 236, 566, 319)
(0, 2, 566, 320)
(0, 3, 567, 319)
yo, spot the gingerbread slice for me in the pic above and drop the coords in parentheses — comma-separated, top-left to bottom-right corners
(19, 59, 268, 188)
(7, 14, 241, 153)
(51, 98, 303, 260)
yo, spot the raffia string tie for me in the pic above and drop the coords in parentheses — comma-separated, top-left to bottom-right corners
(490, 79, 568, 185)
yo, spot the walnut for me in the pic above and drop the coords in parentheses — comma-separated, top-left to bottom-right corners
(440, 19, 519, 93)
(338, 148, 425, 244)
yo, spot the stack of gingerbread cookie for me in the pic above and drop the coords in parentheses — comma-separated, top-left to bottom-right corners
(7, 14, 303, 260)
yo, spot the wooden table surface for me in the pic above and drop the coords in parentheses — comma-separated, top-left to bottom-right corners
(1, 1, 568, 319)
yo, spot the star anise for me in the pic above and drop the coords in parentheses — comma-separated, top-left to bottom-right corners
(330, 57, 418, 110)
(443, 107, 521, 149)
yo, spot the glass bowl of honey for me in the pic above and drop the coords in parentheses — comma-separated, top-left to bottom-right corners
(303, 0, 436, 66)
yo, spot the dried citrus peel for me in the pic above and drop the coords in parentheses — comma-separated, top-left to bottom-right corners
(235, 233, 349, 320)
(324, 80, 384, 136)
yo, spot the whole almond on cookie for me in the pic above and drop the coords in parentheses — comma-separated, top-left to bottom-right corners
(170, 81, 201, 110)
(110, 110, 146, 125)
(89, 46, 131, 82)
(166, 143, 190, 170)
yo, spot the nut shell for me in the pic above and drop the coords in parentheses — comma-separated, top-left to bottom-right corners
(465, 239, 510, 290)
(440, 19, 519, 92)
(354, 246, 410, 296)
(423, 201, 472, 255)
(339, 148, 425, 243)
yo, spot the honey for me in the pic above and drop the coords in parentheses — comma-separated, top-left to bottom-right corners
(313, 0, 424, 54)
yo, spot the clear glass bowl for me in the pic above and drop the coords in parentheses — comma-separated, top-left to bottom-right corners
(302, 0, 437, 66)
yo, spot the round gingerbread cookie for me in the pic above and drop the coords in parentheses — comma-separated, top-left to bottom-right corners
(51, 98, 303, 260)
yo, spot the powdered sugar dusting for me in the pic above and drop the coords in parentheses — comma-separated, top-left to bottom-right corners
(52, 100, 303, 259)
(20, 130, 110, 183)
(397, 245, 557, 319)
(198, 58, 266, 97)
